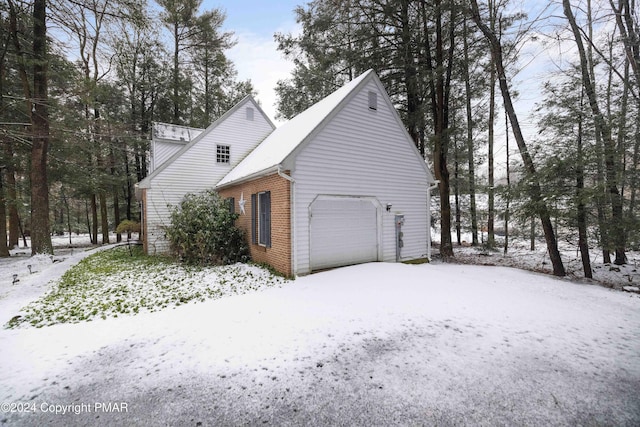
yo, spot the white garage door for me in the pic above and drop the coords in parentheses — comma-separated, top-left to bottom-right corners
(309, 197, 378, 271)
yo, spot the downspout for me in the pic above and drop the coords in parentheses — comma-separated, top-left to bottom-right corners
(427, 180, 440, 261)
(278, 166, 296, 276)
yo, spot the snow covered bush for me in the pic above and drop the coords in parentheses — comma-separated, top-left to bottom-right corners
(165, 189, 250, 265)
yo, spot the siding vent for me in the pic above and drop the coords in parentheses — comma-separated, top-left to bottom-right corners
(368, 91, 377, 110)
(246, 107, 254, 121)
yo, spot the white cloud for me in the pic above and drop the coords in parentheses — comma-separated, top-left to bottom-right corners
(226, 23, 300, 124)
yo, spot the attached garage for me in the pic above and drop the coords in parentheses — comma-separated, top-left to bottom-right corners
(309, 197, 380, 271)
(216, 70, 435, 276)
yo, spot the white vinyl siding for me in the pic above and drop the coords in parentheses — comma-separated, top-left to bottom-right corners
(143, 99, 274, 254)
(150, 140, 187, 173)
(291, 79, 430, 274)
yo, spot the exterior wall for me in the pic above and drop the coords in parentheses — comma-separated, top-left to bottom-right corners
(143, 101, 274, 254)
(149, 123, 203, 173)
(218, 172, 292, 277)
(150, 140, 187, 173)
(290, 79, 431, 275)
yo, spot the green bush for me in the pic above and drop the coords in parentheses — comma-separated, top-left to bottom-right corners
(165, 189, 250, 265)
(116, 219, 141, 234)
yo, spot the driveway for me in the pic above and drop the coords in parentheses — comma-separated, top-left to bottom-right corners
(2, 262, 639, 426)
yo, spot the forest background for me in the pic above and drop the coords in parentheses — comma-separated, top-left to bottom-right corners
(1, 0, 638, 279)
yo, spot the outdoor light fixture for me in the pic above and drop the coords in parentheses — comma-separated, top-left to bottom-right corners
(386, 203, 392, 212)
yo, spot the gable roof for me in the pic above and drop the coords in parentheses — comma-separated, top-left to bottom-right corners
(137, 95, 275, 189)
(216, 70, 434, 188)
(216, 70, 376, 188)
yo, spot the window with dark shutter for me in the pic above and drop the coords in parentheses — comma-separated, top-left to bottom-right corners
(258, 191, 271, 247)
(227, 197, 235, 214)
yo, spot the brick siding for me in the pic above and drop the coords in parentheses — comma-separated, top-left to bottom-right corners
(218, 172, 292, 277)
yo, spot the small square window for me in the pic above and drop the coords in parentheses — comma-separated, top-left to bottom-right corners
(246, 107, 254, 121)
(216, 145, 230, 163)
(368, 91, 377, 110)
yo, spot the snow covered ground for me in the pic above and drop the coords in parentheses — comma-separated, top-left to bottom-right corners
(1, 238, 639, 425)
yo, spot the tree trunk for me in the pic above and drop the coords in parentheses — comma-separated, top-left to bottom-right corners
(504, 112, 510, 255)
(486, 0, 498, 249)
(401, 0, 421, 153)
(424, 0, 455, 258)
(5, 150, 20, 249)
(110, 145, 121, 243)
(563, 0, 626, 265)
(530, 217, 535, 251)
(91, 194, 98, 244)
(100, 192, 109, 244)
(0, 173, 9, 257)
(628, 99, 640, 228)
(454, 122, 461, 245)
(173, 20, 180, 123)
(463, 17, 479, 246)
(577, 91, 592, 278)
(470, 0, 566, 276)
(30, 0, 52, 255)
(609, 0, 640, 91)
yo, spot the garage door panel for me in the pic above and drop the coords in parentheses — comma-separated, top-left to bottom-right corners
(310, 198, 378, 270)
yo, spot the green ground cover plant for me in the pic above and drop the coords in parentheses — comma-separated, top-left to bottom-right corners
(7, 246, 288, 328)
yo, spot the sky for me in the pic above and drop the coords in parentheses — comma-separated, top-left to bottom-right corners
(199, 0, 553, 158)
(202, 1, 303, 123)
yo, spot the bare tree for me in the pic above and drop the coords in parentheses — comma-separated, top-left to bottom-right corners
(469, 0, 566, 276)
(564, 0, 627, 265)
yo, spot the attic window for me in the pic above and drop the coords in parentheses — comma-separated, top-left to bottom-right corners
(216, 144, 230, 164)
(368, 91, 377, 111)
(246, 107, 254, 121)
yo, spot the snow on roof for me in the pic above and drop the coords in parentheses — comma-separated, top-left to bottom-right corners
(216, 70, 375, 188)
(153, 123, 204, 143)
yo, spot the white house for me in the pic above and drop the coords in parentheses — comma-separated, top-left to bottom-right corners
(136, 96, 275, 254)
(216, 70, 435, 276)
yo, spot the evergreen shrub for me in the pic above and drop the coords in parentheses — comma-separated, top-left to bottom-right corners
(165, 189, 250, 265)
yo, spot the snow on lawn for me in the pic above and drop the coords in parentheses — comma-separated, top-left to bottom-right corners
(436, 230, 640, 289)
(1, 256, 639, 425)
(5, 246, 288, 328)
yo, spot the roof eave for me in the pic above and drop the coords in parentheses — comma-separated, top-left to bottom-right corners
(215, 165, 281, 190)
